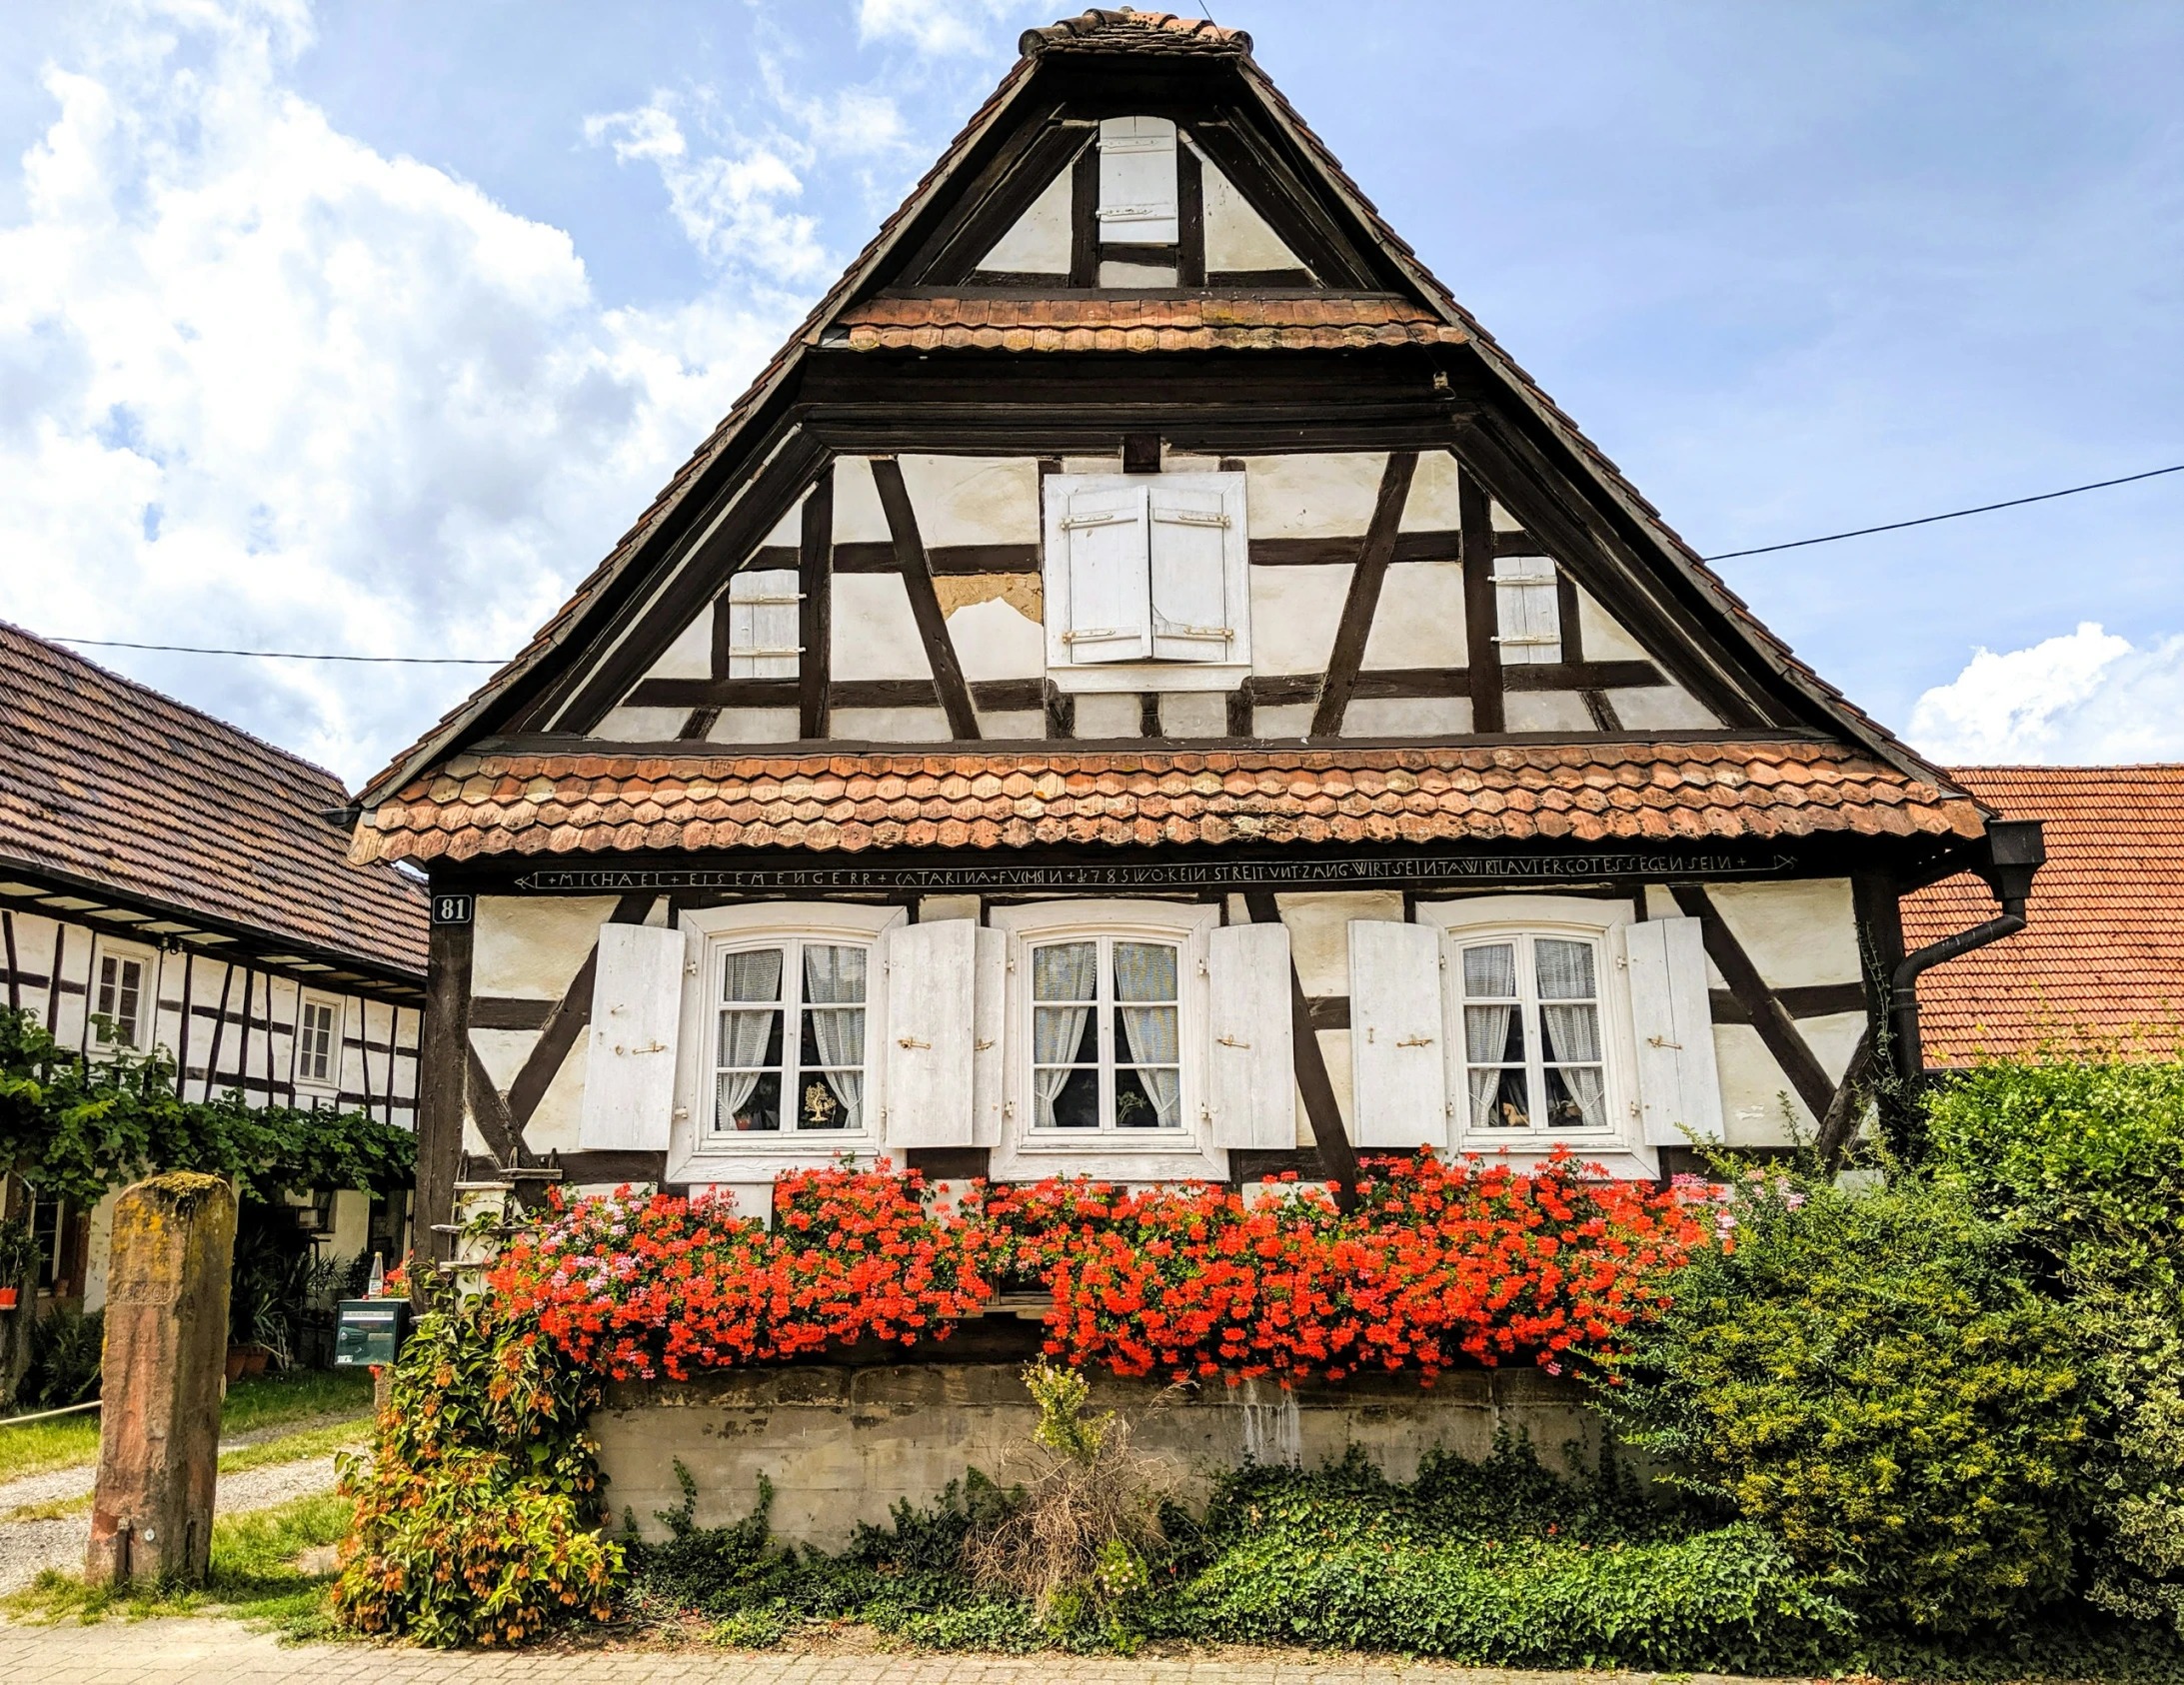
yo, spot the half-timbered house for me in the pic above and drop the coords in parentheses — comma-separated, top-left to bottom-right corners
(0, 622, 426, 1309)
(350, 9, 2043, 1267)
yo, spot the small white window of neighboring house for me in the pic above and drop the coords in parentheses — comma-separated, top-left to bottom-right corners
(1492, 555, 1561, 665)
(1097, 115, 1178, 247)
(295, 994, 342, 1091)
(92, 941, 152, 1048)
(1043, 472, 1251, 692)
(727, 568, 802, 679)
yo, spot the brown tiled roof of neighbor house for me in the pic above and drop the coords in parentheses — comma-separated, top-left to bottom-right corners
(1903, 766, 2184, 1064)
(353, 9, 1958, 814)
(836, 294, 1469, 353)
(0, 622, 427, 980)
(349, 740, 1984, 865)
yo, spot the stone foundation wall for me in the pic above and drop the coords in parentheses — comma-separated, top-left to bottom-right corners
(593, 1361, 1604, 1551)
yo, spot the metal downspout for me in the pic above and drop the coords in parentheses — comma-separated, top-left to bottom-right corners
(1889, 818, 2046, 1083)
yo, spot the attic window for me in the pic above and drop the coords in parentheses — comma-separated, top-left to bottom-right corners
(726, 569, 801, 679)
(1492, 556, 1561, 665)
(1097, 116, 1178, 246)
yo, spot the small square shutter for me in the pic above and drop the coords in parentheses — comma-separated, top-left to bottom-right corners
(881, 918, 979, 1146)
(1492, 556, 1561, 665)
(1207, 921, 1294, 1149)
(1059, 483, 1151, 664)
(1623, 916, 1724, 1144)
(1148, 481, 1238, 663)
(1097, 116, 1178, 246)
(1347, 920, 1449, 1149)
(727, 568, 801, 678)
(578, 924, 687, 1150)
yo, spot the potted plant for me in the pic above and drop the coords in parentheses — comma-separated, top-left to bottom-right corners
(0, 1217, 38, 1312)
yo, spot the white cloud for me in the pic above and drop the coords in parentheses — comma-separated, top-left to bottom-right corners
(1909, 621, 2184, 764)
(856, 0, 1025, 58)
(0, 1, 800, 786)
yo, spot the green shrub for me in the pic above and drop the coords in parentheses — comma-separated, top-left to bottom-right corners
(1601, 1170, 2086, 1634)
(330, 1290, 619, 1646)
(1927, 1058, 2184, 1628)
(21, 1305, 103, 1407)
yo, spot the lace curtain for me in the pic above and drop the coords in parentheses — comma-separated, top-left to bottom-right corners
(715, 947, 784, 1129)
(802, 944, 867, 1130)
(1114, 940, 1179, 1127)
(1462, 942, 1519, 1129)
(1032, 941, 1098, 1126)
(1536, 937, 1605, 1127)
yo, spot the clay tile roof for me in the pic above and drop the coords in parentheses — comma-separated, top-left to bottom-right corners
(1903, 766, 2184, 1065)
(1018, 9, 1251, 55)
(0, 622, 427, 980)
(837, 294, 1466, 354)
(350, 741, 1982, 868)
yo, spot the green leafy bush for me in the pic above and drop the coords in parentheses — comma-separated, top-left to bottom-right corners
(1927, 1058, 2184, 1628)
(1600, 1170, 2086, 1633)
(330, 1290, 619, 1646)
(22, 1305, 103, 1407)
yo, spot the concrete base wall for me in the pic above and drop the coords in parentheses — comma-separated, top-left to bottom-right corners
(592, 1362, 1603, 1551)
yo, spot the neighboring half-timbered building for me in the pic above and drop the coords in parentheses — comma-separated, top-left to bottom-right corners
(0, 622, 426, 1308)
(349, 9, 2040, 1260)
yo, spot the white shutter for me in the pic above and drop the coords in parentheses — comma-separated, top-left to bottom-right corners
(881, 919, 979, 1147)
(1148, 478, 1241, 664)
(1492, 556, 1561, 665)
(728, 568, 801, 679)
(1623, 916, 1724, 1145)
(1057, 482, 1151, 665)
(1347, 920, 1449, 1149)
(1207, 921, 1294, 1149)
(971, 926, 1007, 1147)
(578, 924, 686, 1149)
(1097, 116, 1178, 246)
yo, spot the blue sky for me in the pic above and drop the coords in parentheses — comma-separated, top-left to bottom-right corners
(0, 1, 2179, 785)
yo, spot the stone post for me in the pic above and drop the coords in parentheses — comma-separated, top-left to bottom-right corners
(86, 1172, 237, 1588)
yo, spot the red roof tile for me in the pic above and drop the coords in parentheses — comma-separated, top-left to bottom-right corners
(0, 622, 427, 979)
(1904, 766, 2184, 1064)
(350, 741, 1982, 866)
(837, 294, 1466, 353)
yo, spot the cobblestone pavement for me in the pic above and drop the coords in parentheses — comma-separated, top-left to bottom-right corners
(3, 1618, 1773, 1684)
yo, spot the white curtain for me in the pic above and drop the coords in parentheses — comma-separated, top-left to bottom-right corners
(1462, 943, 1519, 1129)
(1114, 940, 1179, 1127)
(802, 944, 867, 1130)
(1536, 937, 1605, 1127)
(1032, 941, 1098, 1127)
(716, 947, 784, 1129)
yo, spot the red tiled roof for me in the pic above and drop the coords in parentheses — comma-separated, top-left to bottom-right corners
(1904, 766, 2184, 1064)
(837, 294, 1468, 353)
(1018, 9, 1250, 55)
(349, 741, 1983, 866)
(0, 622, 427, 980)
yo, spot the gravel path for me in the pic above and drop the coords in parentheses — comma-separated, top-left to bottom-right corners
(0, 1410, 368, 1513)
(0, 1446, 355, 1593)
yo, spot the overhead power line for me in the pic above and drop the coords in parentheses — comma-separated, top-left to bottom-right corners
(37, 459, 2184, 664)
(1701, 462, 2184, 561)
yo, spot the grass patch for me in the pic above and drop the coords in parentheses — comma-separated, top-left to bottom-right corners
(0, 1367, 373, 1486)
(217, 1418, 370, 1477)
(1, 1492, 352, 1636)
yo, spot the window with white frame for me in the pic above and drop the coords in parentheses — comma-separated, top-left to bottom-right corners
(92, 942, 151, 1048)
(1042, 472, 1250, 690)
(1029, 933, 1183, 1131)
(711, 937, 873, 1135)
(1454, 932, 1607, 1133)
(295, 994, 342, 1090)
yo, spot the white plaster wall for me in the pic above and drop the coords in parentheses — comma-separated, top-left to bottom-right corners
(1402, 451, 1462, 532)
(1503, 692, 1594, 733)
(1707, 879, 1861, 988)
(1575, 588, 1649, 663)
(1272, 890, 1403, 995)
(707, 708, 802, 743)
(595, 706, 691, 741)
(469, 1026, 536, 1094)
(1249, 565, 1350, 675)
(1200, 156, 1298, 272)
(474, 895, 619, 1000)
(640, 614, 714, 683)
(1343, 697, 1470, 737)
(330, 1188, 371, 1262)
(831, 706, 952, 741)
(833, 574, 933, 681)
(947, 597, 1045, 681)
(80, 1189, 117, 1313)
(1609, 685, 1719, 730)
(1098, 259, 1176, 287)
(1246, 454, 1387, 537)
(980, 170, 1072, 272)
(978, 710, 1047, 740)
(1315, 1027, 1354, 1128)
(522, 1038, 593, 1156)
(1073, 693, 1141, 738)
(1715, 1011, 1866, 1144)
(1363, 561, 1466, 669)
(899, 456, 1041, 547)
(1159, 693, 1227, 737)
(832, 457, 891, 545)
(1252, 702, 1314, 738)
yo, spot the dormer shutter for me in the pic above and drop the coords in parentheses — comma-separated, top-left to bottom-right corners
(1492, 556, 1561, 665)
(1097, 116, 1178, 246)
(1058, 482, 1151, 664)
(727, 568, 801, 678)
(1148, 481, 1238, 663)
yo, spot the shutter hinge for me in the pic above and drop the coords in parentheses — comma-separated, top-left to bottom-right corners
(1216, 1034, 1249, 1049)
(1396, 1035, 1434, 1048)
(685, 960, 700, 976)
(674, 1106, 690, 1120)
(897, 1035, 932, 1050)
(1646, 1035, 1683, 1050)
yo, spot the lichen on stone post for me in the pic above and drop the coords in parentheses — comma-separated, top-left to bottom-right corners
(85, 1171, 237, 1588)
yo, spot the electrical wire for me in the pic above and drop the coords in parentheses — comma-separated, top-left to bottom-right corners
(1701, 462, 2184, 561)
(35, 459, 2184, 663)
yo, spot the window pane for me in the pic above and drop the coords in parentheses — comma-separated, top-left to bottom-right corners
(1112, 941, 1176, 1002)
(1114, 1063, 1178, 1129)
(803, 944, 866, 1004)
(1042, 1064, 1101, 1128)
(1470, 1066, 1532, 1130)
(1543, 1064, 1606, 1129)
(722, 947, 785, 1003)
(717, 1068, 782, 1132)
(798, 1001, 866, 1131)
(1464, 1002, 1523, 1063)
(1035, 1005, 1099, 1066)
(1033, 940, 1098, 1001)
(1535, 938, 1595, 1000)
(1462, 942, 1517, 999)
(1540, 1001, 1601, 1064)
